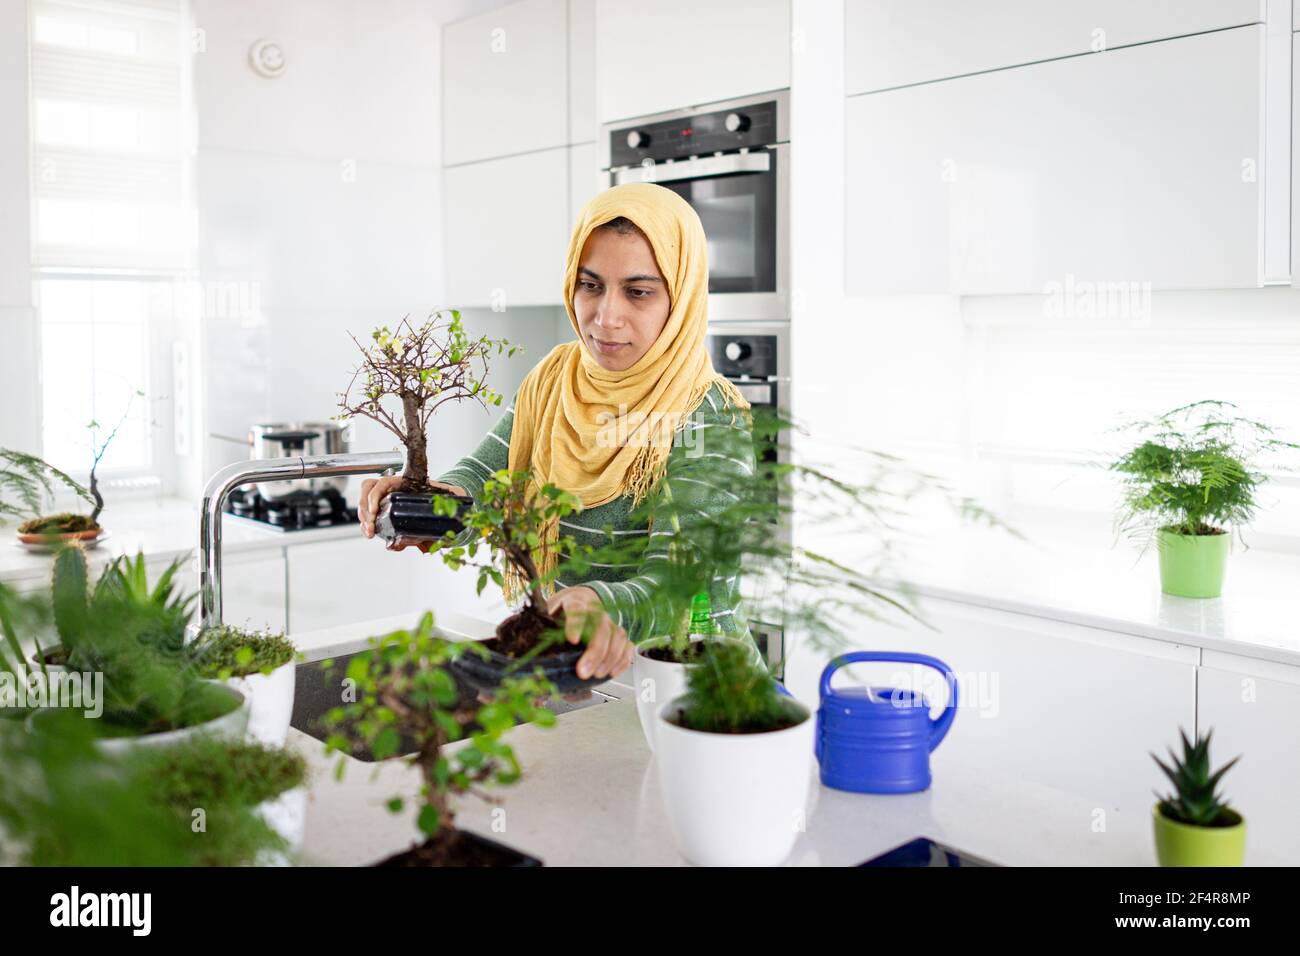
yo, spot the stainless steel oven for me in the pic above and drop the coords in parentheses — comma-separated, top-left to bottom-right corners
(705, 321, 790, 675)
(601, 90, 790, 322)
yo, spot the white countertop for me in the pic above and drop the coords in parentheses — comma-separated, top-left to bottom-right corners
(0, 496, 360, 586)
(287, 613, 1293, 867)
(886, 521, 1300, 668)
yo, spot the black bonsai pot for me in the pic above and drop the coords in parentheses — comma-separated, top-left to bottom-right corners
(374, 830, 542, 867)
(375, 491, 472, 546)
(450, 638, 609, 696)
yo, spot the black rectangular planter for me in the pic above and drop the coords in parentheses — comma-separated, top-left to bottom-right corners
(375, 491, 472, 546)
(374, 830, 543, 867)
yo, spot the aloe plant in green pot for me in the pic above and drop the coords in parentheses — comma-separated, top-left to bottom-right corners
(1151, 728, 1245, 866)
(1111, 400, 1299, 598)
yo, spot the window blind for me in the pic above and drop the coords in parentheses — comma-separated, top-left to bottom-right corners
(30, 0, 192, 272)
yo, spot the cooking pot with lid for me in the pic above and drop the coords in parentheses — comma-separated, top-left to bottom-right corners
(247, 421, 350, 499)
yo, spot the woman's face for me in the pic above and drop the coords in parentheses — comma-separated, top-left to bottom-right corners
(573, 227, 670, 372)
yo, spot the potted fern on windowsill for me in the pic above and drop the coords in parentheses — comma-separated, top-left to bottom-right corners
(1111, 400, 1299, 599)
(1151, 728, 1245, 867)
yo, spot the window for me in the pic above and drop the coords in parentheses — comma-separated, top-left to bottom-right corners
(29, 0, 193, 482)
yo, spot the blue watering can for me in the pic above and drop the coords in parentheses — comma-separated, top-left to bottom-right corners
(816, 652, 958, 794)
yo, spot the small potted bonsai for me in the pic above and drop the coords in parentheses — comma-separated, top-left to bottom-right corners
(338, 310, 512, 547)
(28, 546, 248, 752)
(13, 396, 140, 548)
(191, 625, 299, 746)
(1111, 400, 1299, 598)
(1, 447, 93, 546)
(439, 468, 608, 695)
(324, 612, 557, 866)
(1151, 728, 1245, 867)
(654, 640, 814, 866)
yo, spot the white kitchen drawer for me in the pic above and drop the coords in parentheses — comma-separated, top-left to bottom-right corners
(443, 147, 571, 308)
(442, 0, 569, 166)
(286, 538, 415, 635)
(1197, 659, 1300, 862)
(594, 0, 790, 122)
(845, 0, 1262, 96)
(156, 549, 286, 634)
(845, 25, 1266, 294)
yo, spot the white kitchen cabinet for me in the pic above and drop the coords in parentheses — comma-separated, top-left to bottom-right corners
(594, 0, 790, 122)
(568, 142, 600, 230)
(786, 596, 1198, 817)
(1294, 34, 1300, 288)
(568, 0, 597, 145)
(443, 147, 571, 308)
(442, 0, 569, 166)
(1197, 650, 1300, 863)
(286, 538, 415, 635)
(156, 550, 286, 634)
(845, 0, 1261, 96)
(845, 26, 1266, 294)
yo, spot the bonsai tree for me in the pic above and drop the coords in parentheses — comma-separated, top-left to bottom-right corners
(338, 310, 514, 492)
(14, 392, 142, 538)
(1111, 400, 1299, 597)
(438, 469, 592, 665)
(323, 612, 557, 866)
(1151, 728, 1246, 867)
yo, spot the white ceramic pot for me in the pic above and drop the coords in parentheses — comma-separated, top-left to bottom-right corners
(28, 645, 68, 676)
(32, 682, 252, 757)
(225, 661, 296, 747)
(655, 693, 814, 866)
(632, 636, 751, 752)
(254, 784, 308, 865)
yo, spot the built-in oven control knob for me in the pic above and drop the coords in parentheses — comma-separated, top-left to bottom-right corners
(724, 341, 751, 362)
(626, 130, 650, 149)
(724, 112, 751, 133)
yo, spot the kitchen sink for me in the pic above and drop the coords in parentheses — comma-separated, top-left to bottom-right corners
(291, 651, 614, 762)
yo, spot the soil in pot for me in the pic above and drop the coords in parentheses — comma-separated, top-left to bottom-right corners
(17, 512, 101, 544)
(451, 604, 606, 695)
(664, 696, 807, 736)
(644, 642, 708, 665)
(375, 828, 542, 867)
(375, 489, 472, 546)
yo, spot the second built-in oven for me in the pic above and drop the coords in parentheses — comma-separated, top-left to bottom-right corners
(601, 90, 789, 322)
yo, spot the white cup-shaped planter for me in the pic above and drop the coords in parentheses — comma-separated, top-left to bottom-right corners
(654, 693, 814, 866)
(254, 784, 308, 865)
(632, 637, 750, 752)
(224, 661, 296, 747)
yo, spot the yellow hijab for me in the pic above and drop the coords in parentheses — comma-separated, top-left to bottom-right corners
(505, 182, 749, 598)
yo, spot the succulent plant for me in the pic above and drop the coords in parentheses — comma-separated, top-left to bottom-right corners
(1152, 728, 1242, 828)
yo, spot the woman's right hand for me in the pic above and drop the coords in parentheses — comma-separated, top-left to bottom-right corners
(358, 476, 466, 550)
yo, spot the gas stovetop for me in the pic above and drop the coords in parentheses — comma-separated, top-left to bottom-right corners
(224, 487, 358, 532)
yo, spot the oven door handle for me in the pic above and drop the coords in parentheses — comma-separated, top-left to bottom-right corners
(611, 150, 771, 185)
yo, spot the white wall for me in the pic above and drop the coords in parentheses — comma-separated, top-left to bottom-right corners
(189, 0, 562, 497)
(0, 0, 39, 453)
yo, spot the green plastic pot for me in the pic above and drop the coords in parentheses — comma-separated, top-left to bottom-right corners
(1157, 528, 1230, 598)
(1152, 804, 1245, 866)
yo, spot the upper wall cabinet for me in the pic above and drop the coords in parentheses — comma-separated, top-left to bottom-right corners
(1294, 33, 1300, 289)
(594, 0, 790, 122)
(443, 147, 570, 307)
(845, 0, 1262, 95)
(845, 26, 1267, 295)
(443, 0, 569, 166)
(568, 0, 597, 144)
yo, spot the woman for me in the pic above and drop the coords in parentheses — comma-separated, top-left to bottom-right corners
(359, 183, 755, 682)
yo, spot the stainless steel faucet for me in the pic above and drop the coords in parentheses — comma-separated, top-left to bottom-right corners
(197, 450, 404, 630)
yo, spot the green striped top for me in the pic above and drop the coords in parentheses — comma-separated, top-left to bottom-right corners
(436, 382, 756, 646)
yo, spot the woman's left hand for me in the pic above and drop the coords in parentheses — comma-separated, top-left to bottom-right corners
(546, 586, 634, 680)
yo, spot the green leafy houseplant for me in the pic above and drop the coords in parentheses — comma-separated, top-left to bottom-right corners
(1111, 400, 1299, 597)
(1151, 728, 1246, 867)
(669, 641, 800, 735)
(1, 448, 91, 530)
(323, 613, 558, 866)
(36, 545, 238, 739)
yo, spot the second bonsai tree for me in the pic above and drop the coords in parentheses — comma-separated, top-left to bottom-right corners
(338, 309, 513, 547)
